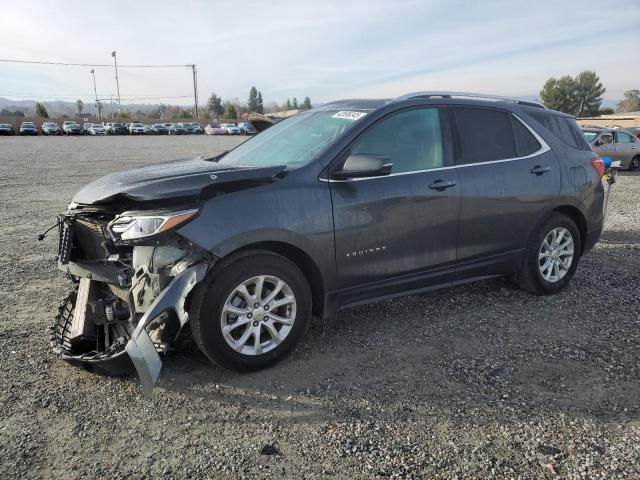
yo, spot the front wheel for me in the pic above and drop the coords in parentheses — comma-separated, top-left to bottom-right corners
(516, 213, 581, 295)
(189, 251, 311, 371)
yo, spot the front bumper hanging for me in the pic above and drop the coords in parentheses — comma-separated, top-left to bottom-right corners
(125, 262, 207, 399)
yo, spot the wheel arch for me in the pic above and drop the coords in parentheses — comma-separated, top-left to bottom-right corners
(551, 205, 587, 254)
(218, 241, 327, 318)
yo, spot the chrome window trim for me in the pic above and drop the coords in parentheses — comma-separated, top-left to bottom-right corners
(320, 113, 550, 183)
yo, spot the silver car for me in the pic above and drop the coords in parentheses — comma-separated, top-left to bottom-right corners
(582, 127, 639, 170)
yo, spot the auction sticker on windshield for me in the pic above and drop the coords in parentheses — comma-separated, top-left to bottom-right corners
(332, 111, 367, 120)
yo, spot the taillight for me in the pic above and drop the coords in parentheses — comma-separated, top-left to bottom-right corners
(591, 156, 605, 177)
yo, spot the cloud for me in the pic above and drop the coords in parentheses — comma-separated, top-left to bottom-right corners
(0, 0, 637, 105)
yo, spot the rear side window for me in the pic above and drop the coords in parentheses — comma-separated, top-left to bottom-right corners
(529, 112, 590, 151)
(615, 131, 635, 144)
(511, 116, 541, 156)
(452, 107, 516, 164)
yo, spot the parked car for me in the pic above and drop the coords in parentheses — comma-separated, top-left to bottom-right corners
(204, 123, 227, 135)
(51, 91, 608, 395)
(237, 122, 257, 135)
(19, 122, 38, 136)
(0, 123, 15, 135)
(106, 122, 128, 135)
(177, 122, 196, 134)
(41, 122, 62, 135)
(62, 121, 83, 135)
(220, 122, 242, 135)
(168, 123, 187, 135)
(88, 124, 107, 136)
(82, 123, 93, 135)
(128, 122, 147, 135)
(189, 122, 204, 134)
(622, 126, 640, 139)
(582, 127, 639, 170)
(150, 124, 169, 135)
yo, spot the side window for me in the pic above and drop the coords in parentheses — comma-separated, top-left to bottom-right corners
(600, 133, 613, 145)
(529, 112, 590, 150)
(350, 108, 443, 174)
(511, 116, 541, 156)
(615, 131, 634, 144)
(453, 107, 516, 164)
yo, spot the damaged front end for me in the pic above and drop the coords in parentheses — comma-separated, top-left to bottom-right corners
(51, 204, 211, 398)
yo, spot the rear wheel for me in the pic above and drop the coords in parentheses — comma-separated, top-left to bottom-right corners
(189, 251, 311, 371)
(516, 213, 581, 295)
(630, 156, 640, 171)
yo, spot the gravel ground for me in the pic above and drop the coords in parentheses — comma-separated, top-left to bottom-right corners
(0, 136, 638, 480)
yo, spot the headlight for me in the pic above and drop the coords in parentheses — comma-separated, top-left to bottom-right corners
(109, 209, 198, 241)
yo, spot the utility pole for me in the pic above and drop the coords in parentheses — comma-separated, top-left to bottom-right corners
(111, 51, 122, 114)
(90, 69, 99, 119)
(191, 64, 199, 119)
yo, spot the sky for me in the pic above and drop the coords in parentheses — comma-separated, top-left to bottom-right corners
(0, 0, 638, 107)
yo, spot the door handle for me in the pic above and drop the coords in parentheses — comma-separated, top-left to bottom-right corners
(530, 165, 551, 175)
(428, 179, 457, 191)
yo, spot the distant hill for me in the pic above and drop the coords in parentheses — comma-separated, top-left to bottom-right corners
(0, 97, 188, 117)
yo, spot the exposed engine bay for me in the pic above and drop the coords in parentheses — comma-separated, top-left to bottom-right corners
(51, 205, 211, 397)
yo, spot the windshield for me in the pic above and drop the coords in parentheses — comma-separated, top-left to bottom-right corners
(218, 110, 365, 168)
(582, 131, 598, 143)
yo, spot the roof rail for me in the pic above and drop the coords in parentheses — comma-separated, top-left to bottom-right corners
(392, 91, 546, 109)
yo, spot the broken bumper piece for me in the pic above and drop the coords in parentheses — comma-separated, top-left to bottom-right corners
(52, 263, 207, 399)
(125, 263, 207, 399)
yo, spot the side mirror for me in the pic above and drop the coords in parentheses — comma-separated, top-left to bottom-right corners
(331, 154, 392, 180)
(594, 140, 603, 146)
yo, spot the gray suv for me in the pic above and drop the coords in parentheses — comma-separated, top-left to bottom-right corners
(51, 92, 606, 395)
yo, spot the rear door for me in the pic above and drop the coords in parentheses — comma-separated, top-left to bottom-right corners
(451, 106, 559, 278)
(329, 107, 460, 300)
(613, 130, 638, 169)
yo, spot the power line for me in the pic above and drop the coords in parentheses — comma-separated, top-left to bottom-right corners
(0, 58, 193, 68)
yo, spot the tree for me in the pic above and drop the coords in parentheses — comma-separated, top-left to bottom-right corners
(598, 107, 614, 115)
(286, 99, 292, 110)
(35, 102, 49, 118)
(223, 103, 238, 119)
(207, 93, 224, 119)
(574, 71, 605, 117)
(302, 96, 312, 110)
(540, 75, 579, 115)
(540, 70, 606, 116)
(0, 107, 25, 117)
(256, 91, 264, 114)
(616, 90, 640, 113)
(248, 86, 258, 112)
(292, 97, 298, 109)
(75, 99, 84, 115)
(95, 101, 104, 119)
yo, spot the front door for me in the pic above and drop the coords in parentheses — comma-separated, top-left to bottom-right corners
(329, 107, 460, 303)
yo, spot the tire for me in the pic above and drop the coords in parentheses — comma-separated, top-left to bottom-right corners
(629, 156, 640, 171)
(189, 250, 312, 371)
(516, 213, 581, 295)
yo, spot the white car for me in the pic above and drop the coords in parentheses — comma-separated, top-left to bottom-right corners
(220, 123, 242, 135)
(128, 122, 146, 135)
(88, 124, 107, 136)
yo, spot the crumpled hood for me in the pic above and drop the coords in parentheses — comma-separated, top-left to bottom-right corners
(72, 157, 286, 205)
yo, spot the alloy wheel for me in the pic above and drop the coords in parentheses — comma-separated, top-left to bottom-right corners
(538, 227, 574, 283)
(220, 275, 297, 356)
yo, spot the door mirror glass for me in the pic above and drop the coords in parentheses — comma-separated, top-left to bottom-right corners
(331, 154, 392, 179)
(594, 140, 603, 146)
